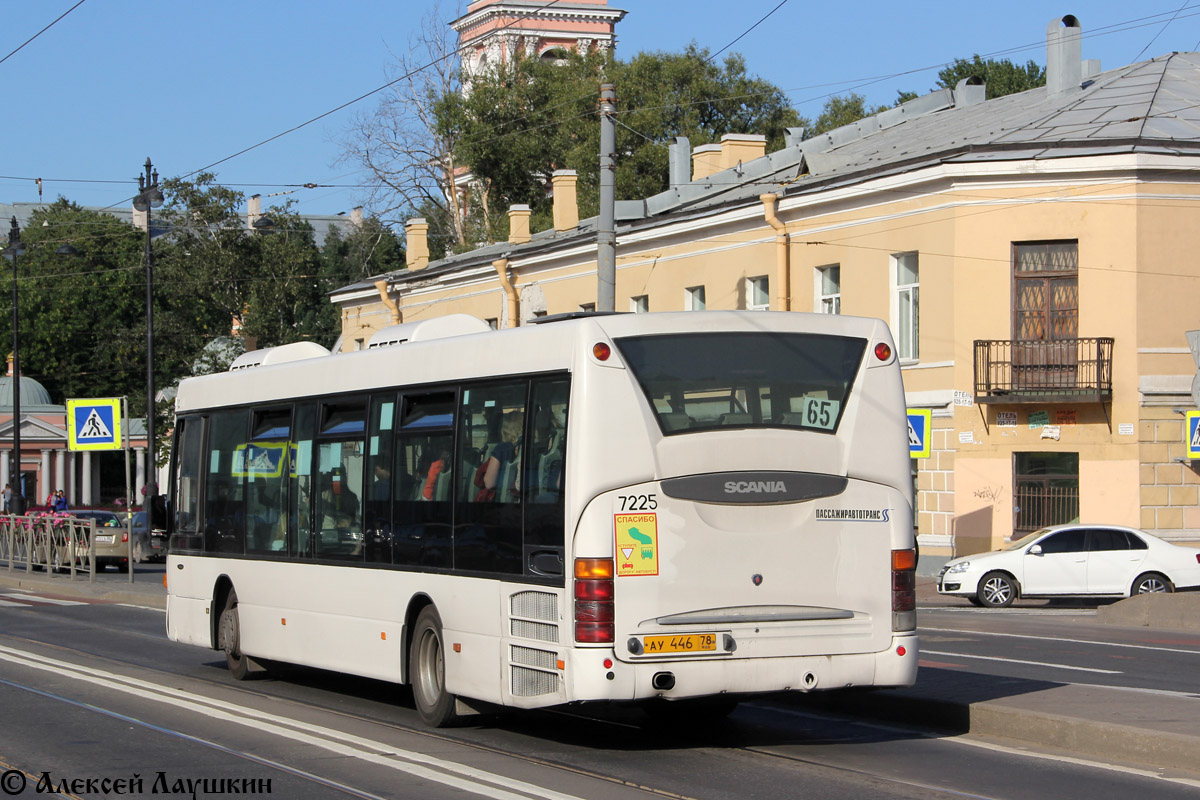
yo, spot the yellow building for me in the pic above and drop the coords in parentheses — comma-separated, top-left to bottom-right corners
(332, 16, 1200, 565)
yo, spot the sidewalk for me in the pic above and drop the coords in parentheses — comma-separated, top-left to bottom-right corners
(2, 568, 1197, 774)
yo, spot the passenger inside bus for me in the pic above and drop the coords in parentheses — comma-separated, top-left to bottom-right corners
(474, 411, 522, 502)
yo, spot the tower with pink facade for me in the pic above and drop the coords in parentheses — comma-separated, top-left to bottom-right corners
(451, 1, 626, 78)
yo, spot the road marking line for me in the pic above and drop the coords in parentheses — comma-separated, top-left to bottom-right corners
(0, 598, 29, 608)
(0, 643, 586, 800)
(756, 704, 1200, 790)
(920, 649, 1122, 674)
(922, 626, 1200, 655)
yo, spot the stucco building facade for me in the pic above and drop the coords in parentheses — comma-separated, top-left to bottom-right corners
(332, 16, 1200, 560)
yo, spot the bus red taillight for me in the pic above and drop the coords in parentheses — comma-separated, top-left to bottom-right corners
(874, 342, 892, 362)
(892, 548, 916, 613)
(575, 558, 614, 644)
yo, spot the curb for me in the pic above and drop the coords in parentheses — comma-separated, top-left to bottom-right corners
(0, 572, 167, 609)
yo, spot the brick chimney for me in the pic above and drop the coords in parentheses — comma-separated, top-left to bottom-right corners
(551, 170, 578, 232)
(719, 134, 766, 170)
(405, 218, 430, 271)
(692, 143, 722, 181)
(508, 204, 532, 244)
(247, 194, 263, 230)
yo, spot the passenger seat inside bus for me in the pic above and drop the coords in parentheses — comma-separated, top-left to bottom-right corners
(660, 412, 691, 431)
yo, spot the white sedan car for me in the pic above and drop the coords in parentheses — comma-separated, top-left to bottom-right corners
(937, 524, 1200, 607)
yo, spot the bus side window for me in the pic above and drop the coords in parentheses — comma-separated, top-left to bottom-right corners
(204, 409, 249, 555)
(456, 383, 526, 575)
(393, 391, 455, 570)
(525, 379, 568, 574)
(170, 416, 204, 553)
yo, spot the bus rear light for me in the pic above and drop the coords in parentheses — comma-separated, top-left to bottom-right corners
(592, 342, 612, 361)
(574, 601, 614, 622)
(575, 557, 615, 644)
(575, 579, 613, 601)
(575, 621, 615, 643)
(892, 548, 917, 624)
(874, 342, 892, 362)
(575, 558, 614, 579)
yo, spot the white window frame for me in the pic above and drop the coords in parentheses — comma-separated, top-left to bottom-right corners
(746, 276, 769, 311)
(815, 265, 840, 315)
(685, 285, 706, 311)
(630, 295, 649, 314)
(891, 252, 919, 362)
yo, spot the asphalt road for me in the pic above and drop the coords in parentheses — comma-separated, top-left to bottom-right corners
(0, 589, 1197, 799)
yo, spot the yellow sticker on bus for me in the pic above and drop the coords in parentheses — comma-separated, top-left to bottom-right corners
(615, 513, 659, 576)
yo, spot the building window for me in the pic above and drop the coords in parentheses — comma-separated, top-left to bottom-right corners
(631, 295, 649, 313)
(579, 303, 595, 313)
(1013, 241, 1078, 390)
(746, 276, 769, 311)
(1013, 452, 1079, 535)
(685, 286, 706, 311)
(816, 265, 840, 314)
(485, 318, 498, 330)
(892, 253, 919, 360)
(354, 338, 365, 351)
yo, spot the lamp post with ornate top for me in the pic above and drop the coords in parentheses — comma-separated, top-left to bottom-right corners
(133, 158, 164, 522)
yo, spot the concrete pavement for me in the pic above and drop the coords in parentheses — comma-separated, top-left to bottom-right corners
(2, 568, 1197, 775)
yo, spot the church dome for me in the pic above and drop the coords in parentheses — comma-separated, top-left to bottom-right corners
(0, 375, 57, 409)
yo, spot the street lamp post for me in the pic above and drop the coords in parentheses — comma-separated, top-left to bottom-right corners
(4, 218, 26, 515)
(133, 159, 164, 522)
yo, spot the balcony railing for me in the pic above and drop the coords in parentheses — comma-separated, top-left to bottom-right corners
(974, 337, 1113, 404)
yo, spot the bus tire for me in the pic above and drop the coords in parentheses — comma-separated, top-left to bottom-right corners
(219, 589, 264, 680)
(409, 606, 459, 727)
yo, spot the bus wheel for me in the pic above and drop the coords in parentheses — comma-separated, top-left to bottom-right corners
(219, 589, 260, 681)
(410, 606, 459, 727)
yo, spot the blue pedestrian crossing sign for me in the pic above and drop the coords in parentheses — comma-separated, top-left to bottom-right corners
(907, 409, 931, 459)
(1187, 411, 1200, 460)
(67, 398, 123, 451)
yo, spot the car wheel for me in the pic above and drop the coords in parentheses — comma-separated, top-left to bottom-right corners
(409, 606, 459, 727)
(978, 571, 1016, 608)
(1132, 572, 1174, 595)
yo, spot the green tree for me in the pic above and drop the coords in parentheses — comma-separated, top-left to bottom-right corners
(435, 44, 805, 236)
(935, 56, 1046, 99)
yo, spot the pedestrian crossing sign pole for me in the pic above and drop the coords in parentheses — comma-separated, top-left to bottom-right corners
(1187, 410, 1200, 461)
(67, 398, 124, 451)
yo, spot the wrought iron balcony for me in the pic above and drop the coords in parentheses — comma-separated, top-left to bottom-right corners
(973, 338, 1113, 404)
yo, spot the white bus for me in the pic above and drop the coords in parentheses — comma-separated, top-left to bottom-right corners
(166, 311, 917, 726)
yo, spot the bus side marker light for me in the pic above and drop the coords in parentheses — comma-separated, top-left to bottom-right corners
(557, 659, 565, 671)
(453, 643, 462, 653)
(281, 618, 286, 626)
(603, 658, 613, 669)
(381, 632, 386, 641)
(897, 645, 906, 657)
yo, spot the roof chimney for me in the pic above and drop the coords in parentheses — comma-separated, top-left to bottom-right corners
(1046, 15, 1083, 96)
(551, 170, 578, 232)
(350, 206, 364, 227)
(405, 218, 429, 271)
(784, 127, 805, 148)
(668, 136, 691, 189)
(955, 76, 986, 107)
(247, 194, 263, 230)
(692, 143, 722, 181)
(719, 134, 767, 170)
(508, 204, 531, 244)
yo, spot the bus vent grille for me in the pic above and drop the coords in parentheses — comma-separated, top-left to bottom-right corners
(512, 666, 559, 697)
(510, 590, 558, 621)
(512, 645, 558, 670)
(511, 619, 558, 643)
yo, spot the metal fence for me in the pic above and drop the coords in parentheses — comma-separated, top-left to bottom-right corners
(0, 515, 97, 581)
(1014, 482, 1080, 534)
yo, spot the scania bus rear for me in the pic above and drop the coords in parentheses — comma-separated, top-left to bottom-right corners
(560, 312, 917, 707)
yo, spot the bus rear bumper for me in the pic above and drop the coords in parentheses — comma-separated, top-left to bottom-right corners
(566, 634, 919, 702)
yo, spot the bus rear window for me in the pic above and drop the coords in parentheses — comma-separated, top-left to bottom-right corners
(614, 332, 866, 435)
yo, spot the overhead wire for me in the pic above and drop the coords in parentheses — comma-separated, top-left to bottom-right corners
(0, 0, 88, 68)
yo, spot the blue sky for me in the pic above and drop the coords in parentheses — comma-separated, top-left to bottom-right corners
(3, 1, 1199, 219)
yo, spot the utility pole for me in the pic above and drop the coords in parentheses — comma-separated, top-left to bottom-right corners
(597, 84, 616, 312)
